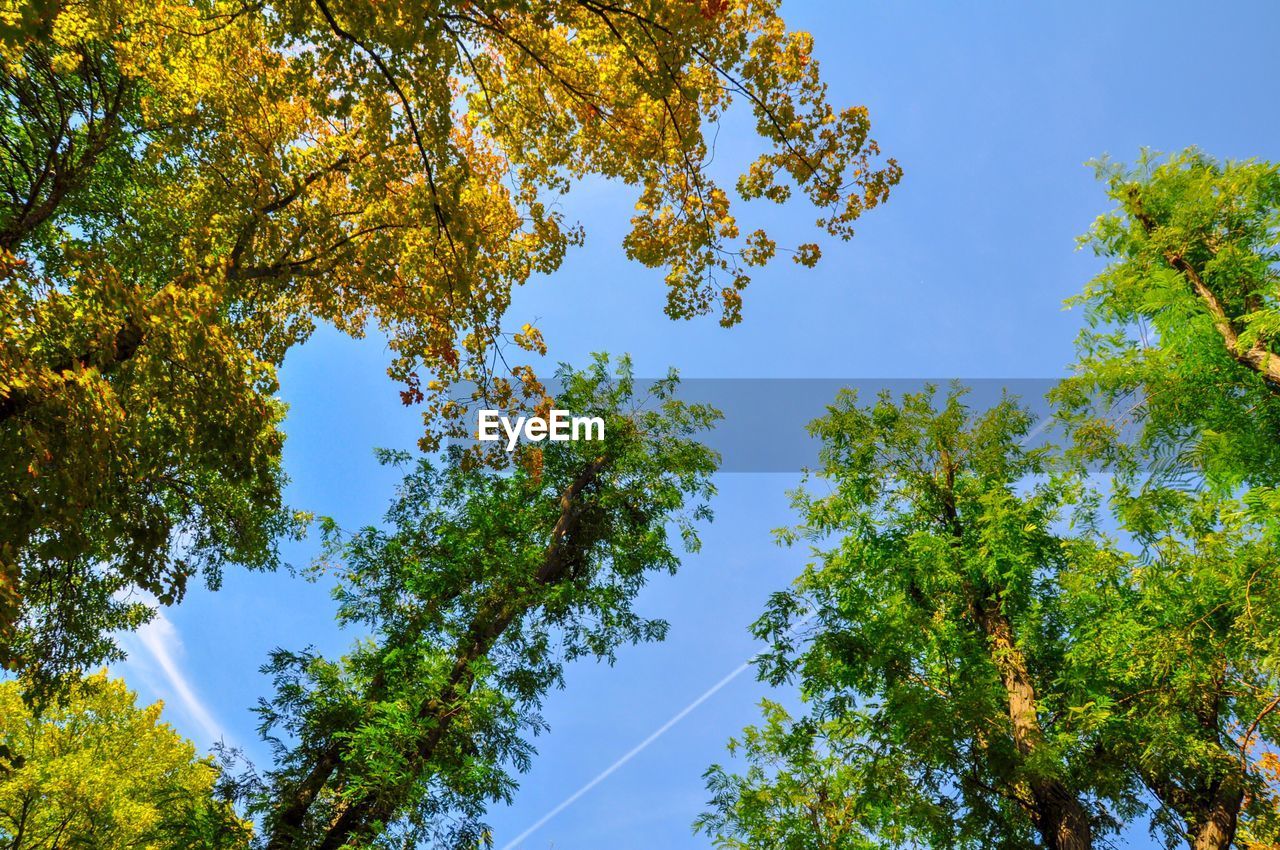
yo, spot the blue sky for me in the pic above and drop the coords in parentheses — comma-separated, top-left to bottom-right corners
(115, 2, 1280, 848)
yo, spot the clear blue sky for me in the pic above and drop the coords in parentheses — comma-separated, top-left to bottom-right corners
(115, 2, 1280, 848)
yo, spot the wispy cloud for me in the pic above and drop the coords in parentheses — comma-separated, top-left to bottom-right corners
(120, 608, 225, 746)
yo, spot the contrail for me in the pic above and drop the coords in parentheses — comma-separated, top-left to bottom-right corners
(498, 657, 753, 850)
(500, 612, 814, 850)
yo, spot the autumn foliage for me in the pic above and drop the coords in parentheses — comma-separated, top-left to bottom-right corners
(0, 0, 899, 682)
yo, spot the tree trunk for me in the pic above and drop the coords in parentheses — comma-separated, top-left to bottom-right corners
(1187, 780, 1243, 850)
(937, 448, 1093, 850)
(974, 597, 1093, 850)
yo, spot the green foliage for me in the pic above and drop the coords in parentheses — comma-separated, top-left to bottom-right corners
(711, 387, 1120, 849)
(0, 1, 297, 683)
(1054, 149, 1280, 848)
(249, 355, 719, 849)
(708, 154, 1280, 850)
(1055, 149, 1280, 491)
(0, 671, 250, 849)
(705, 391, 1280, 850)
(698, 700, 881, 850)
(1060, 490, 1280, 848)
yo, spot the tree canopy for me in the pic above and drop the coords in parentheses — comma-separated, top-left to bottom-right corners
(1053, 149, 1280, 850)
(0, 671, 249, 849)
(0, 0, 900, 682)
(1055, 150, 1280, 491)
(701, 386, 1280, 850)
(701, 388, 1115, 850)
(702, 151, 1280, 850)
(246, 355, 719, 848)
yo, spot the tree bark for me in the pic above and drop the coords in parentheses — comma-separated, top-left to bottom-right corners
(973, 597, 1094, 850)
(936, 448, 1093, 850)
(1187, 779, 1243, 850)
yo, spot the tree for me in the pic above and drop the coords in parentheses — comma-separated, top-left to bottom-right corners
(704, 153, 1280, 850)
(698, 700, 882, 850)
(1052, 149, 1280, 850)
(711, 388, 1121, 850)
(1060, 489, 1280, 850)
(0, 0, 301, 689)
(245, 356, 719, 848)
(0, 0, 901, 682)
(1055, 149, 1280, 491)
(0, 671, 250, 849)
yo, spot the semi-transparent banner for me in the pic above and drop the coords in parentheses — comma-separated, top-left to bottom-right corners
(445, 378, 1129, 473)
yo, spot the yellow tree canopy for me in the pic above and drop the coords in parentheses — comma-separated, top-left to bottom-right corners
(0, 671, 250, 848)
(0, 0, 900, 682)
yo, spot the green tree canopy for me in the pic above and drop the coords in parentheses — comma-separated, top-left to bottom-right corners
(705, 152, 1280, 850)
(705, 388, 1117, 850)
(1055, 149, 1280, 491)
(249, 355, 719, 848)
(698, 699, 879, 850)
(1051, 149, 1280, 850)
(1060, 488, 1280, 850)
